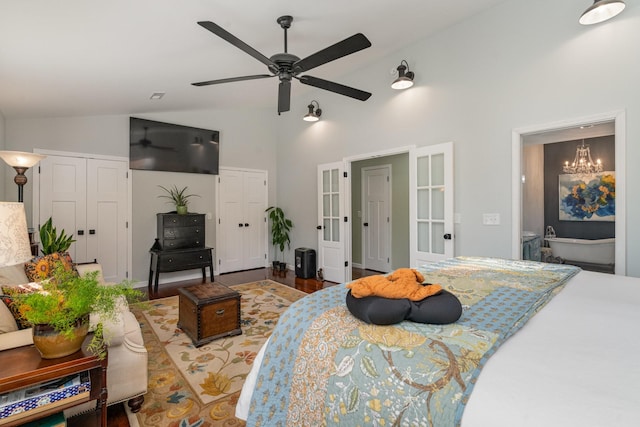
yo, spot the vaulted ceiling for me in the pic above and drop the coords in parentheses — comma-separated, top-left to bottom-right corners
(0, 0, 508, 118)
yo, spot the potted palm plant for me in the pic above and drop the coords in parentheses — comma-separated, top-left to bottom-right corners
(7, 264, 143, 359)
(265, 206, 293, 272)
(158, 185, 200, 214)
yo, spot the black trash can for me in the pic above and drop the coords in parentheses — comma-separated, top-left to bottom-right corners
(295, 248, 316, 279)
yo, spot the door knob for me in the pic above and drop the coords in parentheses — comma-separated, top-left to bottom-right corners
(316, 225, 322, 230)
(443, 233, 452, 240)
(363, 222, 369, 227)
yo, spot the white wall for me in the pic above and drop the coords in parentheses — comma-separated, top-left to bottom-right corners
(274, 0, 640, 277)
(0, 112, 5, 201)
(4, 0, 639, 278)
(5, 108, 278, 282)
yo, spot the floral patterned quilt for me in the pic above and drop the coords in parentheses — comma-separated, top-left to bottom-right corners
(246, 257, 580, 427)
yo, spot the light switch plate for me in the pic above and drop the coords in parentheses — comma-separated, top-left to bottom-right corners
(483, 213, 500, 225)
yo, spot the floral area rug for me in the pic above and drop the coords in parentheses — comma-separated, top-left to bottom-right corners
(128, 280, 307, 427)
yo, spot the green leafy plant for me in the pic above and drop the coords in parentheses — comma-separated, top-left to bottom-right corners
(265, 206, 293, 263)
(158, 185, 200, 213)
(39, 217, 76, 255)
(9, 264, 143, 359)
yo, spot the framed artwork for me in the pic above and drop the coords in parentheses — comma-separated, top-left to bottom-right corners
(558, 172, 615, 221)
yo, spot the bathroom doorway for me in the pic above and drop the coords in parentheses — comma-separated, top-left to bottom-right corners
(512, 111, 626, 275)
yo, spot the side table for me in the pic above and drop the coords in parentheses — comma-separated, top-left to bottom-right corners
(148, 247, 214, 295)
(0, 335, 107, 427)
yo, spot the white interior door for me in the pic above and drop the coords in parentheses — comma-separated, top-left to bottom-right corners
(242, 171, 267, 270)
(38, 155, 128, 281)
(317, 162, 346, 283)
(410, 142, 454, 267)
(217, 168, 267, 273)
(363, 165, 391, 272)
(218, 170, 244, 273)
(86, 159, 128, 282)
(38, 156, 87, 261)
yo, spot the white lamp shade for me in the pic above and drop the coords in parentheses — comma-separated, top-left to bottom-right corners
(0, 202, 33, 267)
(579, 0, 626, 25)
(0, 151, 46, 168)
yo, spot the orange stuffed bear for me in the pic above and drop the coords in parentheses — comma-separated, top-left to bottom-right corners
(347, 268, 442, 301)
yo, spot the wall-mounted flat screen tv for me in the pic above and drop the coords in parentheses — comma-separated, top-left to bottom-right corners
(129, 117, 219, 175)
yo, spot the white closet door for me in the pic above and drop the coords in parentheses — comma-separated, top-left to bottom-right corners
(217, 168, 268, 273)
(38, 154, 129, 282)
(242, 171, 267, 270)
(86, 159, 128, 282)
(218, 169, 245, 273)
(38, 156, 87, 261)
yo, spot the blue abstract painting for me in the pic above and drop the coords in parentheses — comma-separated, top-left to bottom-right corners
(558, 172, 615, 221)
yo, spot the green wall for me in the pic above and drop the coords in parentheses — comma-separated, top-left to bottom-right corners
(351, 153, 409, 270)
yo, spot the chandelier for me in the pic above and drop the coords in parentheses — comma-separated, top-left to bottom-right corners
(562, 140, 603, 174)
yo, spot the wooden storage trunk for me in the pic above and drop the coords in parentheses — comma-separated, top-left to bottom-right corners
(178, 283, 242, 347)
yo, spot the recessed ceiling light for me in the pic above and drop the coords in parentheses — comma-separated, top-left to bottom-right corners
(150, 92, 165, 100)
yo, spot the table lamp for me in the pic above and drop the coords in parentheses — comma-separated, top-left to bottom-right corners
(0, 201, 33, 267)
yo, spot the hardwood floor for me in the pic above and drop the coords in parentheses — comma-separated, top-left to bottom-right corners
(95, 267, 380, 426)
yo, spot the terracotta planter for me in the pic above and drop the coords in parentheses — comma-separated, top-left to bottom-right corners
(32, 317, 89, 359)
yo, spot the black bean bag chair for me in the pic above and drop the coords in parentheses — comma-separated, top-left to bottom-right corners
(345, 289, 462, 325)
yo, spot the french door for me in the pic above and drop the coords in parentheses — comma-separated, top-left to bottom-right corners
(409, 142, 454, 266)
(317, 143, 454, 283)
(317, 162, 346, 283)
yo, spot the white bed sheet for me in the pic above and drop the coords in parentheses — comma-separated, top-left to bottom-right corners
(237, 270, 640, 426)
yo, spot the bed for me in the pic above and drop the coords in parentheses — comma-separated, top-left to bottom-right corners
(236, 257, 640, 426)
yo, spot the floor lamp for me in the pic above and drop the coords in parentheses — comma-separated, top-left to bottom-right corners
(0, 151, 46, 203)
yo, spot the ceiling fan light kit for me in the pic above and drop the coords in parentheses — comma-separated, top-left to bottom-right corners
(303, 100, 322, 122)
(579, 0, 625, 25)
(391, 60, 415, 90)
(192, 15, 372, 114)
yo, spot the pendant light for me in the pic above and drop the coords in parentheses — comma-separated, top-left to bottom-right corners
(579, 0, 626, 25)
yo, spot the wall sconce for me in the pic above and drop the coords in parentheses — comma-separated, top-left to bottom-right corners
(391, 60, 415, 90)
(0, 151, 46, 202)
(303, 100, 322, 122)
(579, 0, 625, 25)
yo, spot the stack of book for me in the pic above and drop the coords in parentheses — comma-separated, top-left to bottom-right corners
(0, 372, 90, 425)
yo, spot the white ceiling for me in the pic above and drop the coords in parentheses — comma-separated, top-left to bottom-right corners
(0, 0, 509, 119)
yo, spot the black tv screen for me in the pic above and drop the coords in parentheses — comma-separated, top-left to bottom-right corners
(129, 117, 219, 174)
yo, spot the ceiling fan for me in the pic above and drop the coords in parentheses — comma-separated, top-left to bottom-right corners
(192, 15, 372, 114)
(130, 127, 175, 151)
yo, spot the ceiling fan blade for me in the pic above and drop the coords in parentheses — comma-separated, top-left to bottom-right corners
(298, 75, 371, 101)
(192, 74, 274, 87)
(278, 80, 291, 113)
(197, 21, 278, 73)
(293, 33, 371, 74)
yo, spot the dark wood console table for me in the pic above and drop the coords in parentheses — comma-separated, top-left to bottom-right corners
(148, 247, 214, 295)
(0, 335, 107, 427)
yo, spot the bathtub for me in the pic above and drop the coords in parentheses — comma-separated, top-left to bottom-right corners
(546, 237, 615, 265)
